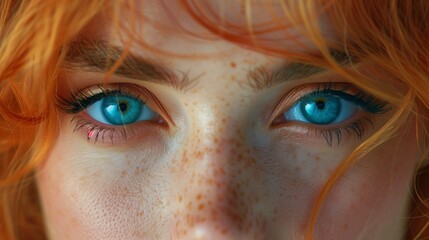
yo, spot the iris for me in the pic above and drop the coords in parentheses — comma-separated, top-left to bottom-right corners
(86, 93, 156, 125)
(284, 92, 358, 125)
(300, 96, 340, 124)
(102, 95, 143, 125)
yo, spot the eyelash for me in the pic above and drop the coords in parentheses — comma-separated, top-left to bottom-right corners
(57, 84, 164, 144)
(57, 85, 150, 114)
(57, 83, 390, 146)
(272, 83, 391, 146)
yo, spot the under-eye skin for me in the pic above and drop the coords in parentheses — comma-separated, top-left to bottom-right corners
(57, 83, 166, 144)
(272, 83, 391, 146)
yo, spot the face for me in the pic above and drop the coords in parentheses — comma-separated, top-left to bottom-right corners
(36, 1, 420, 239)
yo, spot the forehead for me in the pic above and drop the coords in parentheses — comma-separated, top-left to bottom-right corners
(68, 0, 342, 92)
(80, 0, 330, 56)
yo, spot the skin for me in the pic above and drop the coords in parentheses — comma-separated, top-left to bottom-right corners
(36, 1, 420, 239)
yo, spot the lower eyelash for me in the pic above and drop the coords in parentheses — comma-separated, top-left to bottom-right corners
(71, 116, 137, 144)
(271, 82, 390, 146)
(314, 115, 375, 146)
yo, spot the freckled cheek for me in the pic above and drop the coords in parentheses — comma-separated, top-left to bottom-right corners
(37, 137, 176, 239)
(256, 136, 416, 238)
(316, 141, 418, 238)
(257, 142, 343, 233)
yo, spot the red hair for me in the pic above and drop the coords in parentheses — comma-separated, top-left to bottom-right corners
(0, 0, 428, 239)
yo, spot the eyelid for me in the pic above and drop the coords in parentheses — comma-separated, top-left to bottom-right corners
(268, 82, 392, 146)
(269, 83, 334, 125)
(58, 83, 175, 127)
(57, 83, 175, 145)
(269, 82, 380, 126)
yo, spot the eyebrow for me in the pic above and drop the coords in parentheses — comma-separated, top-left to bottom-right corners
(64, 38, 356, 91)
(64, 38, 194, 91)
(247, 50, 358, 90)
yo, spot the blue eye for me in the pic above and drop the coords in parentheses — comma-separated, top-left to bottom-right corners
(284, 92, 358, 125)
(86, 93, 156, 125)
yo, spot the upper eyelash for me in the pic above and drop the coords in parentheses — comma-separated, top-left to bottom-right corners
(58, 82, 389, 146)
(57, 85, 148, 114)
(273, 82, 391, 146)
(57, 84, 157, 144)
(301, 83, 391, 114)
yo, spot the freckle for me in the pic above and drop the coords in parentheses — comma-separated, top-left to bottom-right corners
(195, 151, 203, 158)
(221, 228, 229, 235)
(196, 194, 202, 200)
(198, 203, 205, 210)
(137, 211, 144, 217)
(178, 195, 183, 203)
(230, 62, 236, 68)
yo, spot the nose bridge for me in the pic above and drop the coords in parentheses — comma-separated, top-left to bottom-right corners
(171, 121, 264, 239)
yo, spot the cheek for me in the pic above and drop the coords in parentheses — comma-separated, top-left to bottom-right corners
(37, 112, 419, 240)
(36, 125, 174, 239)
(252, 140, 344, 235)
(315, 136, 418, 239)
(257, 129, 418, 239)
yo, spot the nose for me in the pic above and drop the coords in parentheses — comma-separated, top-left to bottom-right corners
(170, 126, 266, 239)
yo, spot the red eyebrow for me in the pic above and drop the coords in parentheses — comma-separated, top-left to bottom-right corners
(64, 38, 355, 91)
(64, 38, 196, 91)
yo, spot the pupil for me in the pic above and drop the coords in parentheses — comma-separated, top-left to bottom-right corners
(119, 102, 128, 112)
(315, 100, 325, 109)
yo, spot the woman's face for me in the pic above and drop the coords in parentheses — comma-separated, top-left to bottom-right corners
(36, 1, 420, 239)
